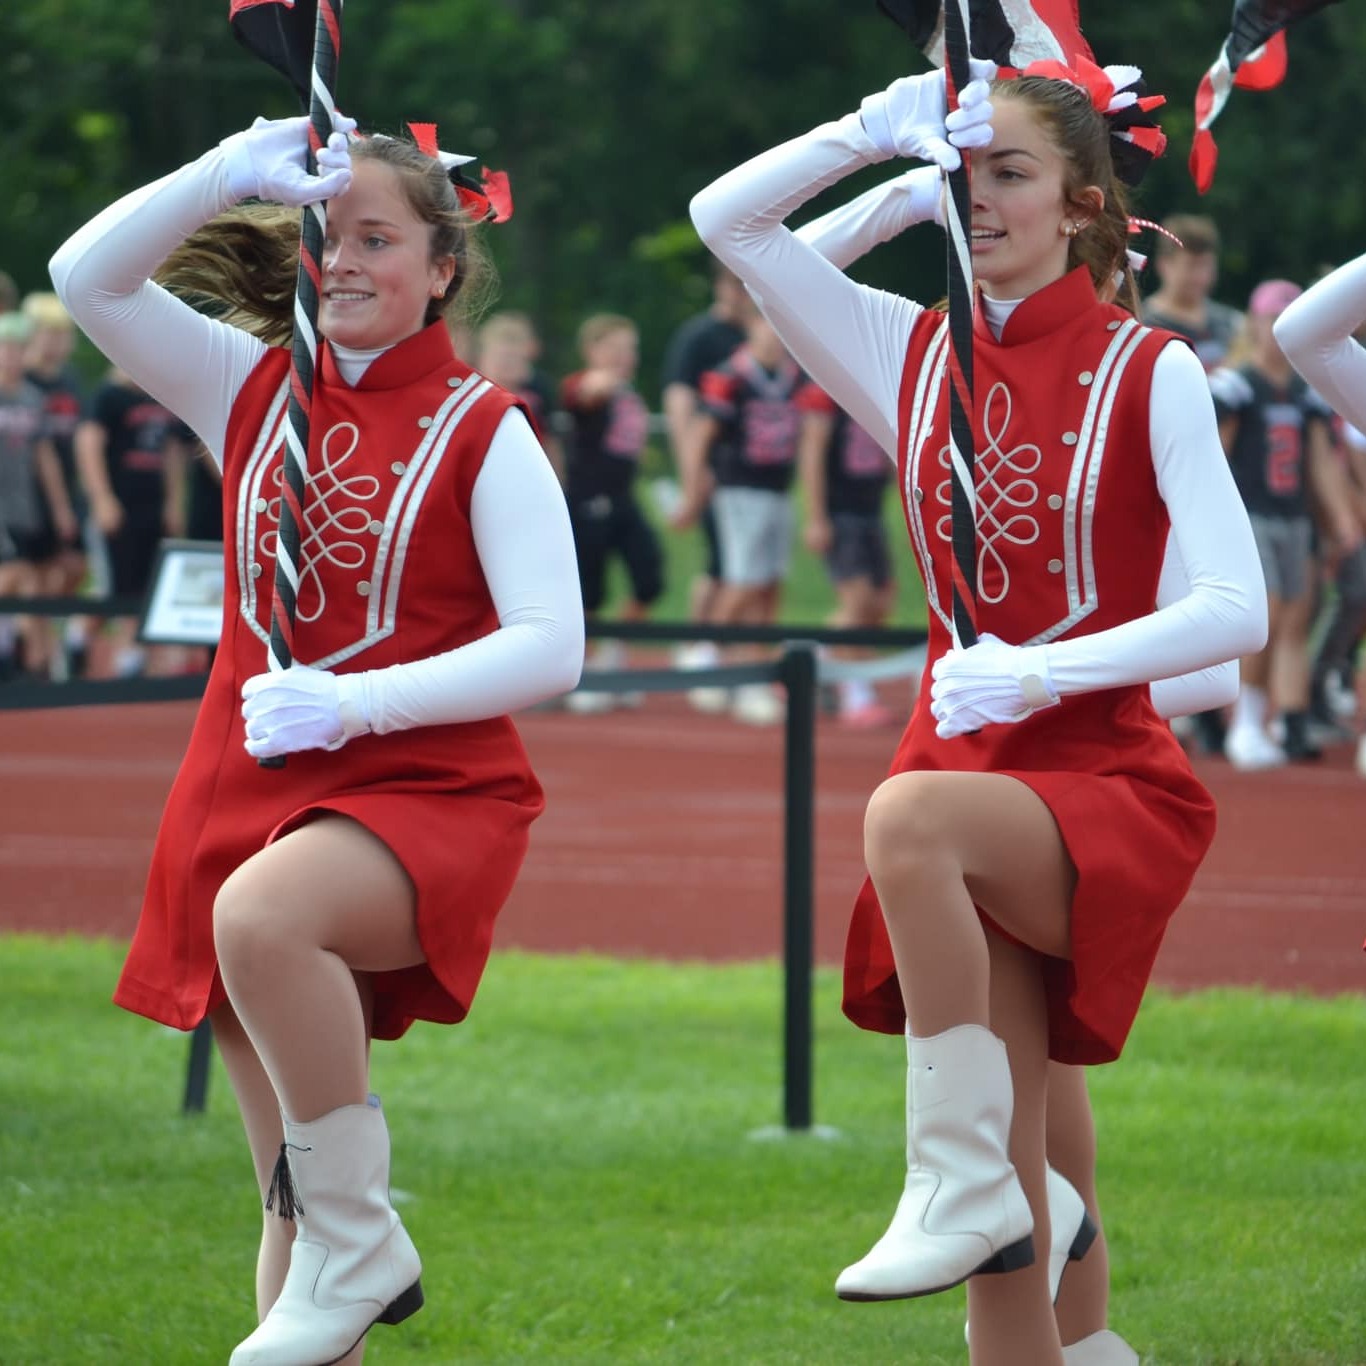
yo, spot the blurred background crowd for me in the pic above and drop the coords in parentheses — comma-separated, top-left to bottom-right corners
(2, 2, 1364, 774)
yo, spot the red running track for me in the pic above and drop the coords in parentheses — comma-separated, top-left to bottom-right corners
(1, 698, 1363, 995)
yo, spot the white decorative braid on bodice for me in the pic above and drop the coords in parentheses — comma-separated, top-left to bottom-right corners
(934, 380, 1041, 606)
(905, 318, 1152, 643)
(236, 372, 493, 669)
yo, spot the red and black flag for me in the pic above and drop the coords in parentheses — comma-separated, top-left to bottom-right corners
(876, 0, 1093, 66)
(1191, 0, 1344, 191)
(229, 0, 332, 110)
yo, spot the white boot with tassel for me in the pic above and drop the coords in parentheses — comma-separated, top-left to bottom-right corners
(836, 1023, 1035, 1301)
(230, 1096, 423, 1366)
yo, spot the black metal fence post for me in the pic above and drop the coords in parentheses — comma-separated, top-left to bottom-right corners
(182, 1020, 214, 1114)
(780, 641, 818, 1131)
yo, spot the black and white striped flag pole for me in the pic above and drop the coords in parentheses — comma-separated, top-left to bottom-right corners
(261, 0, 343, 768)
(941, 0, 979, 650)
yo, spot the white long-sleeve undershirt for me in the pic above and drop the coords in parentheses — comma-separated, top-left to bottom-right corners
(50, 149, 584, 729)
(1273, 251, 1366, 432)
(690, 114, 1266, 697)
(789, 162, 1239, 718)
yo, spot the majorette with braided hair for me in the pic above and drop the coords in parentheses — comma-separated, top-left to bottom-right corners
(50, 113, 583, 1365)
(691, 51, 1267, 1366)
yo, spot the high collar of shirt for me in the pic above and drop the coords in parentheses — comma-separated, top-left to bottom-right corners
(974, 266, 1099, 347)
(319, 321, 459, 391)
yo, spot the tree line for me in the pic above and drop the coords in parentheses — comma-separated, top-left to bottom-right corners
(3, 0, 1364, 385)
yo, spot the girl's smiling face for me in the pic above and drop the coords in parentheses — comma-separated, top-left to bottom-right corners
(319, 159, 455, 351)
(967, 93, 1102, 301)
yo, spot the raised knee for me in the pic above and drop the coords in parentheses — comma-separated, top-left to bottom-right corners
(213, 869, 282, 973)
(863, 773, 949, 880)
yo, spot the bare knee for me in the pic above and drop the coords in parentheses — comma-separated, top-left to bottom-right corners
(213, 864, 292, 980)
(864, 772, 955, 885)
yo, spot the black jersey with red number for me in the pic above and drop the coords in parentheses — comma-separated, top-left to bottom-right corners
(1210, 363, 1333, 519)
(560, 372, 650, 500)
(25, 365, 83, 486)
(661, 312, 746, 394)
(803, 388, 891, 517)
(699, 348, 820, 493)
(88, 380, 179, 518)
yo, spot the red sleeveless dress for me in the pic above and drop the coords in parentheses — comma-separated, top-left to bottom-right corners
(114, 322, 545, 1041)
(842, 269, 1216, 1065)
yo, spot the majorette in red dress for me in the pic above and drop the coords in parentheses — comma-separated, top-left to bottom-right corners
(842, 269, 1216, 1065)
(115, 322, 544, 1041)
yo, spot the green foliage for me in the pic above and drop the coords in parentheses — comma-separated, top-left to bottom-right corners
(5, 2, 1366, 387)
(2, 936, 1365, 1363)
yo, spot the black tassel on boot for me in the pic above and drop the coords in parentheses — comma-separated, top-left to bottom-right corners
(265, 1141, 307, 1220)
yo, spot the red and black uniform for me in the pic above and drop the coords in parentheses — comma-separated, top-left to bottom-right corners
(25, 363, 86, 550)
(559, 372, 662, 613)
(804, 389, 893, 587)
(699, 348, 819, 492)
(86, 381, 181, 595)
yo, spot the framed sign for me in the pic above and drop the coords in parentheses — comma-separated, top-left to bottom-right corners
(137, 539, 226, 647)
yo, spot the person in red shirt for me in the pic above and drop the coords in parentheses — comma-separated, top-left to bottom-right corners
(52, 117, 583, 1364)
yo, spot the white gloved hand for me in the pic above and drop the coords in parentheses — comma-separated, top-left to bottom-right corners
(241, 664, 371, 759)
(896, 164, 948, 228)
(929, 631, 1060, 740)
(861, 61, 997, 170)
(221, 114, 357, 206)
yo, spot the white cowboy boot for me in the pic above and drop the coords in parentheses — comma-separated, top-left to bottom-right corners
(230, 1096, 423, 1366)
(964, 1164, 1099, 1340)
(835, 1024, 1035, 1301)
(1062, 1329, 1141, 1364)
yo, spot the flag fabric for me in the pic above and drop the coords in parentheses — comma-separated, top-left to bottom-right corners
(1191, 0, 1343, 191)
(876, 0, 1093, 67)
(229, 0, 323, 110)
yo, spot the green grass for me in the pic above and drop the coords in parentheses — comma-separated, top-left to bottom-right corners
(2, 936, 1363, 1365)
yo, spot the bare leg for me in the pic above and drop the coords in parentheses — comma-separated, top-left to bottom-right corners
(1270, 585, 1314, 714)
(212, 991, 374, 1365)
(863, 770, 1074, 1036)
(212, 814, 422, 1124)
(861, 771, 1075, 1365)
(966, 932, 1059, 1366)
(1047, 1063, 1110, 1345)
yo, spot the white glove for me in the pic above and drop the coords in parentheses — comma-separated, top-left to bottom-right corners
(221, 114, 357, 207)
(929, 632, 1060, 740)
(860, 61, 997, 170)
(896, 164, 947, 228)
(241, 664, 371, 760)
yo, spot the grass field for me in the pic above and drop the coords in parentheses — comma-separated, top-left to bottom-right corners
(2, 936, 1363, 1365)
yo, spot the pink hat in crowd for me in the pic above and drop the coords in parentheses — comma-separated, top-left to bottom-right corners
(1249, 279, 1302, 318)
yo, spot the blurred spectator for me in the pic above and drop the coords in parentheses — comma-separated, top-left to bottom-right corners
(1142, 215, 1246, 757)
(476, 311, 564, 481)
(661, 259, 749, 675)
(22, 292, 89, 675)
(560, 313, 661, 711)
(0, 271, 17, 314)
(1211, 281, 1360, 768)
(1142, 214, 1244, 372)
(1310, 414, 1366, 735)
(0, 311, 78, 679)
(799, 393, 898, 727)
(75, 367, 190, 677)
(683, 313, 816, 725)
